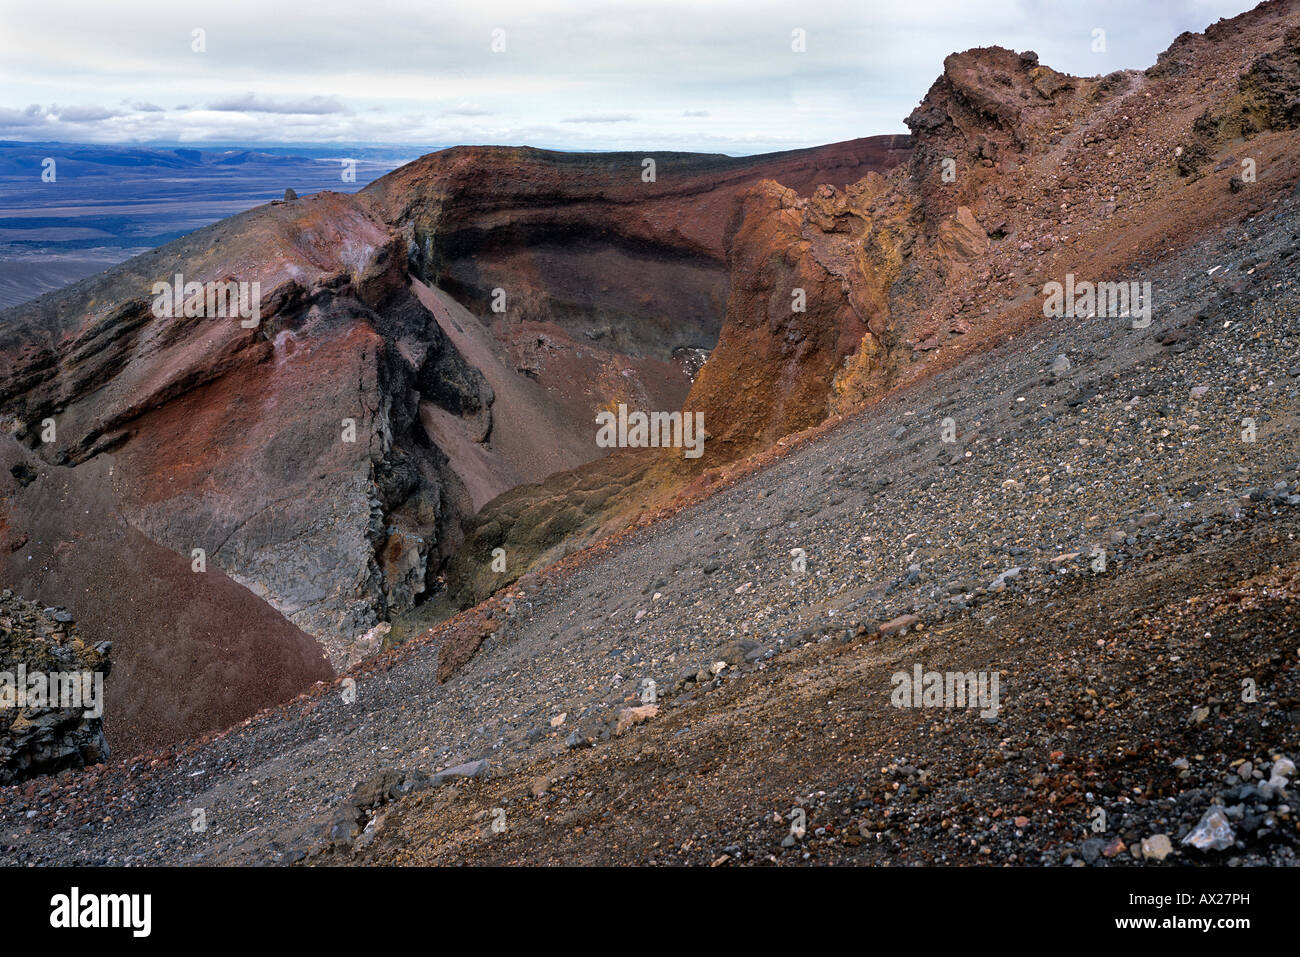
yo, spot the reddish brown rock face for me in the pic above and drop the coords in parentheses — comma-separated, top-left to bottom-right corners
(683, 180, 876, 463)
(364, 137, 910, 431)
(675, 45, 1079, 451)
(683, 3, 1300, 459)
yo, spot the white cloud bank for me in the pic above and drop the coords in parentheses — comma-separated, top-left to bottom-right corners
(0, 0, 1259, 153)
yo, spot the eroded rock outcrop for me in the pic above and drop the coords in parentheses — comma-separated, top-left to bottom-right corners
(0, 194, 449, 669)
(364, 138, 911, 435)
(695, 2, 1300, 440)
(683, 174, 900, 462)
(0, 593, 109, 784)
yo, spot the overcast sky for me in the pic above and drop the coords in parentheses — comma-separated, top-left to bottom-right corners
(0, 0, 1259, 154)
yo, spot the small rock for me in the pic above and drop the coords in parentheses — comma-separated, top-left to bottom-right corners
(1182, 807, 1235, 851)
(879, 613, 920, 636)
(1141, 834, 1173, 861)
(989, 567, 1021, 591)
(430, 759, 490, 785)
(615, 704, 659, 736)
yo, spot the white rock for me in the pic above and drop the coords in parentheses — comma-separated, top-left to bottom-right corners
(989, 567, 1021, 590)
(1141, 834, 1173, 861)
(1182, 806, 1235, 851)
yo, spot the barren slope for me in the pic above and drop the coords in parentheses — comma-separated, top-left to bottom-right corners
(2, 174, 1297, 865)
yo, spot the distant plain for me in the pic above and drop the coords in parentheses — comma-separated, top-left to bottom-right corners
(0, 142, 413, 309)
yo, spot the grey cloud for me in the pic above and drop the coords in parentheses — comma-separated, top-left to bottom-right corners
(51, 105, 122, 122)
(0, 107, 48, 127)
(561, 113, 636, 123)
(206, 94, 347, 115)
